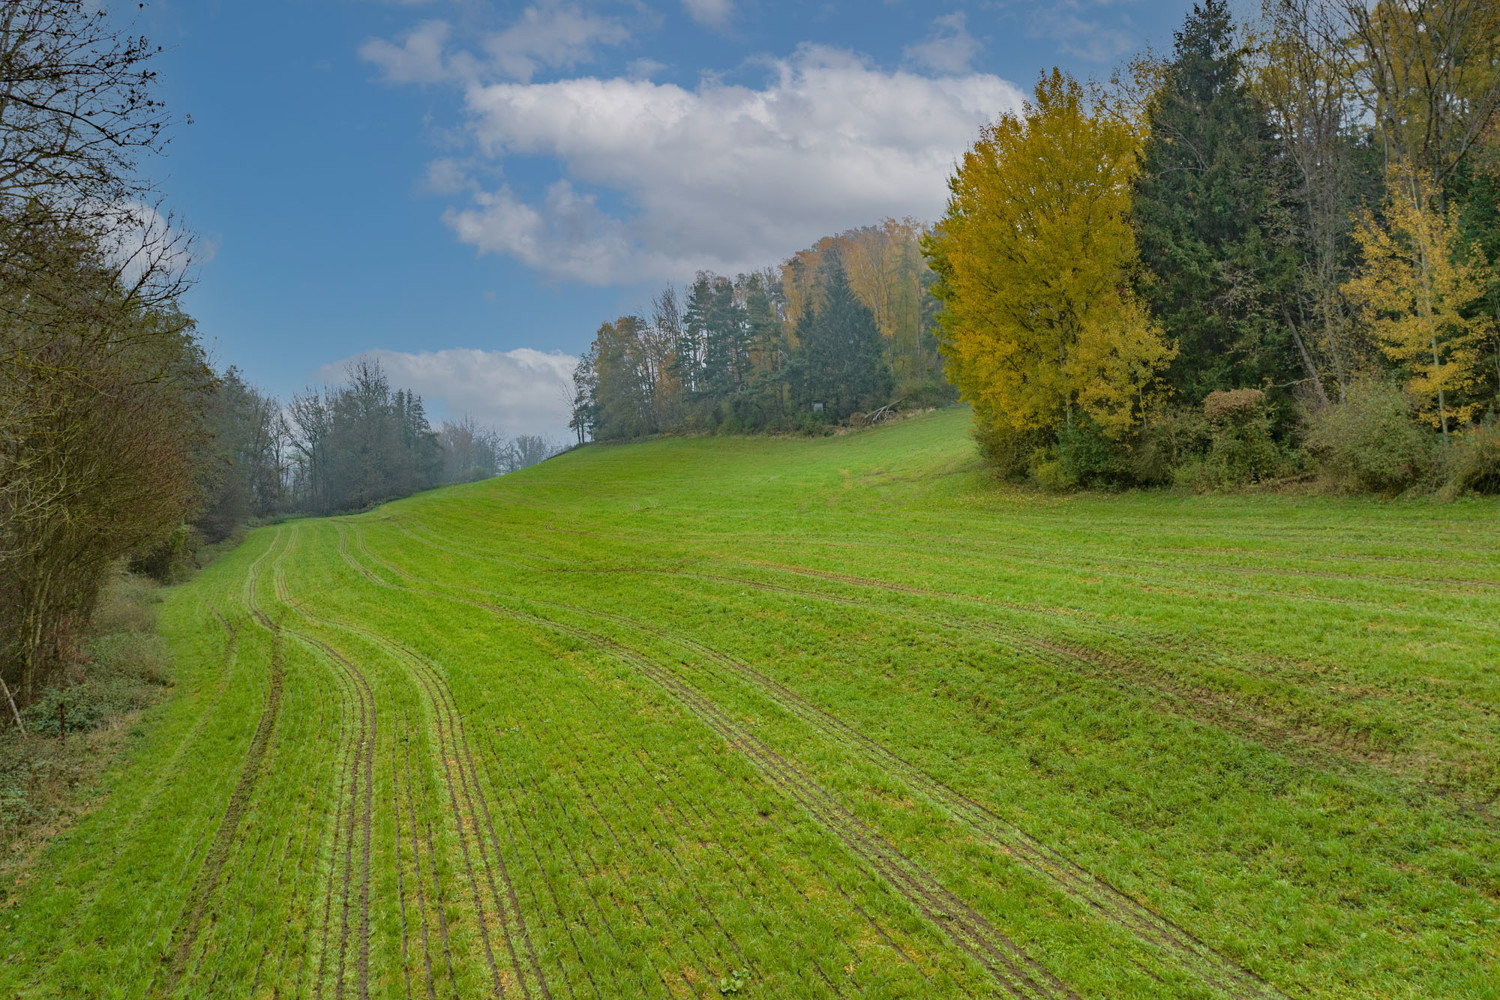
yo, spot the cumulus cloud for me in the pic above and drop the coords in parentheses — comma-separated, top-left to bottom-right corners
(682, 0, 734, 30)
(361, 3, 629, 85)
(904, 13, 982, 75)
(443, 46, 1024, 283)
(315, 348, 578, 440)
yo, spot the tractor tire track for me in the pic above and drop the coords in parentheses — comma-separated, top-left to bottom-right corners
(553, 681, 858, 997)
(328, 524, 556, 998)
(151, 543, 286, 1000)
(265, 528, 376, 1000)
(337, 535, 1072, 1000)
(570, 601, 1284, 1000)
(352, 525, 1277, 997)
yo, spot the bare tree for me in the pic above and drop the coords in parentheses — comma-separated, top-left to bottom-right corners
(1332, 0, 1500, 197)
(0, 1, 191, 306)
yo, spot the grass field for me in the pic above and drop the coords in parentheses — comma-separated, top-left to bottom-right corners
(3, 407, 1497, 999)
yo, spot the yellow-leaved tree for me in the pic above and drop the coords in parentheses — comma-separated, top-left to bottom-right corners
(922, 69, 1174, 445)
(1342, 165, 1495, 440)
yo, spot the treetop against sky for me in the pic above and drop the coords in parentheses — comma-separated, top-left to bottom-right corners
(144, 0, 1201, 439)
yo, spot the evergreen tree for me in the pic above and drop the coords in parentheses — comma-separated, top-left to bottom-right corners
(795, 254, 893, 420)
(1134, 0, 1299, 402)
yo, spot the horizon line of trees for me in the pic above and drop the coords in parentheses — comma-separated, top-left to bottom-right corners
(198, 359, 563, 531)
(925, 0, 1500, 495)
(570, 219, 951, 443)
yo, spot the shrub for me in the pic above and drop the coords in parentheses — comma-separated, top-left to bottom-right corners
(1305, 381, 1437, 494)
(971, 416, 1045, 480)
(1441, 421, 1500, 498)
(1055, 419, 1130, 488)
(1032, 456, 1078, 492)
(1131, 404, 1211, 486)
(1195, 388, 1281, 488)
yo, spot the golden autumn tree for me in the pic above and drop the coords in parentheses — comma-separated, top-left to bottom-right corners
(923, 69, 1174, 444)
(1342, 165, 1496, 439)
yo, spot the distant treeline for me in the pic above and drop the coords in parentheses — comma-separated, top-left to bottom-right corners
(926, 0, 1500, 494)
(570, 219, 950, 441)
(197, 360, 559, 535)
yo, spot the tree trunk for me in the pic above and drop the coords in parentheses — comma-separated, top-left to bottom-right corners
(0, 676, 23, 734)
(1434, 335, 1449, 443)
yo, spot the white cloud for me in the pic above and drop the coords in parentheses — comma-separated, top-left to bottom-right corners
(360, 20, 462, 84)
(682, 0, 734, 30)
(904, 12, 982, 75)
(361, 3, 629, 85)
(316, 348, 578, 440)
(485, 3, 630, 82)
(1027, 9, 1135, 63)
(444, 46, 1024, 284)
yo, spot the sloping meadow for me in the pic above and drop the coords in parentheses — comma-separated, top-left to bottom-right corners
(4, 409, 1497, 999)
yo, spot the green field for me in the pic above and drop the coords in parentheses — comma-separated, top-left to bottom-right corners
(4, 408, 1498, 999)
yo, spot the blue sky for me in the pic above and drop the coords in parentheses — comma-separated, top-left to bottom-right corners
(142, 0, 1209, 438)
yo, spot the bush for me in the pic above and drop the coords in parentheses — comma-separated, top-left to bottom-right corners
(1055, 419, 1130, 488)
(1305, 381, 1437, 494)
(1032, 456, 1078, 492)
(971, 415, 1046, 481)
(1194, 388, 1281, 487)
(1441, 421, 1500, 498)
(1131, 404, 1211, 486)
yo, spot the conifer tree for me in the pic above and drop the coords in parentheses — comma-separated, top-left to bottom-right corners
(794, 253, 892, 420)
(1133, 0, 1298, 401)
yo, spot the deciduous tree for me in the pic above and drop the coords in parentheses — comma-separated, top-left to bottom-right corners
(924, 69, 1174, 441)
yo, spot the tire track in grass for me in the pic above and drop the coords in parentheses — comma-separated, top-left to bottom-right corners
(328, 524, 553, 999)
(252, 640, 340, 998)
(32, 600, 245, 997)
(353, 524, 1273, 997)
(692, 748, 961, 998)
(190, 609, 318, 999)
(344, 527, 780, 997)
(340, 528, 728, 999)
(487, 722, 668, 1000)
(622, 744, 846, 997)
(646, 565, 1491, 824)
(392, 717, 415, 1000)
(333, 543, 707, 1000)
(541, 616, 1075, 1000)
(547, 681, 857, 998)
(401, 716, 459, 1000)
(151, 539, 286, 1000)
(568, 601, 1286, 1000)
(351, 525, 971, 996)
(338, 533, 1071, 1000)
(504, 721, 683, 1000)
(476, 738, 610, 1000)
(262, 527, 376, 1000)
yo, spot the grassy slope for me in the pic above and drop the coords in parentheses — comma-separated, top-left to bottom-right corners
(3, 407, 1497, 999)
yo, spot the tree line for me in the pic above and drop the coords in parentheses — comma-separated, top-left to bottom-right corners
(200, 359, 559, 530)
(0, 2, 553, 715)
(926, 0, 1500, 494)
(570, 219, 949, 442)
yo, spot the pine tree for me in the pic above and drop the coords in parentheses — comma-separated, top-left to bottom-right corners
(1133, 0, 1298, 402)
(795, 253, 892, 420)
